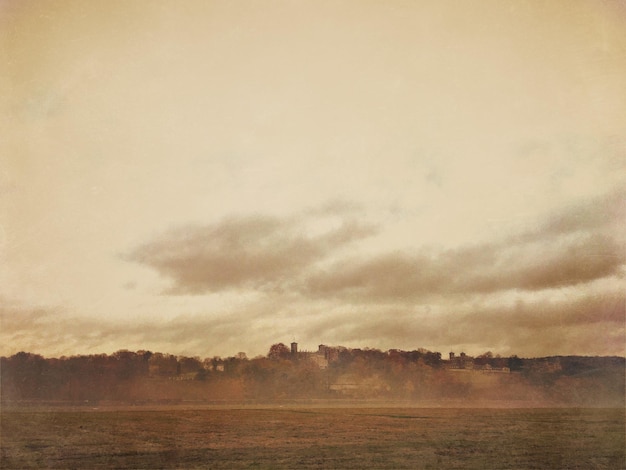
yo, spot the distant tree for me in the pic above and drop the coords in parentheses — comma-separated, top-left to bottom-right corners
(113, 350, 143, 380)
(148, 353, 179, 376)
(267, 343, 290, 360)
(507, 355, 523, 371)
(423, 351, 442, 367)
(179, 356, 203, 374)
(2, 352, 47, 399)
(336, 348, 354, 366)
(222, 356, 246, 375)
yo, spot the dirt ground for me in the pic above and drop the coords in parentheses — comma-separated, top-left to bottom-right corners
(1, 406, 624, 469)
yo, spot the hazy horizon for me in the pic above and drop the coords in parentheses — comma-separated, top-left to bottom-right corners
(3, 342, 625, 361)
(2, 0, 625, 359)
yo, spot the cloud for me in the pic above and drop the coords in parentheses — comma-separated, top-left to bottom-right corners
(304, 190, 625, 301)
(304, 233, 623, 301)
(305, 252, 452, 301)
(305, 199, 364, 216)
(0, 302, 269, 358)
(300, 290, 625, 357)
(491, 234, 622, 292)
(126, 214, 376, 294)
(519, 187, 625, 241)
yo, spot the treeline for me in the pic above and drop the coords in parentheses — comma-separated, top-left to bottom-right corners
(1, 346, 624, 406)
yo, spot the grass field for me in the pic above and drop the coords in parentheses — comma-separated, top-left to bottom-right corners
(1, 406, 624, 469)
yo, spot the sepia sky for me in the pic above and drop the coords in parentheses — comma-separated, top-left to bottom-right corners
(1, 0, 625, 359)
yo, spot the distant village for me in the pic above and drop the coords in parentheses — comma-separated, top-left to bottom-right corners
(167, 341, 529, 380)
(278, 342, 510, 373)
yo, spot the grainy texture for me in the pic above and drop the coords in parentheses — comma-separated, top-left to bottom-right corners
(1, 407, 624, 469)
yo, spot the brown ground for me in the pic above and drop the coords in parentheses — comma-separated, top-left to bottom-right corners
(1, 406, 624, 469)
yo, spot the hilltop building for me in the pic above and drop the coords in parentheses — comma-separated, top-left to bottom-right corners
(447, 351, 474, 370)
(282, 343, 342, 369)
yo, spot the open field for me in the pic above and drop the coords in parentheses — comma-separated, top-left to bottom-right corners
(1, 406, 624, 469)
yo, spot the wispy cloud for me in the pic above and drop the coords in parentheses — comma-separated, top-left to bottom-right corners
(2, 288, 623, 358)
(301, 289, 625, 356)
(303, 234, 621, 301)
(518, 187, 625, 241)
(304, 190, 624, 301)
(0, 303, 262, 357)
(126, 214, 377, 294)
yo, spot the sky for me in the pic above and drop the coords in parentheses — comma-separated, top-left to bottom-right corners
(1, 0, 625, 359)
